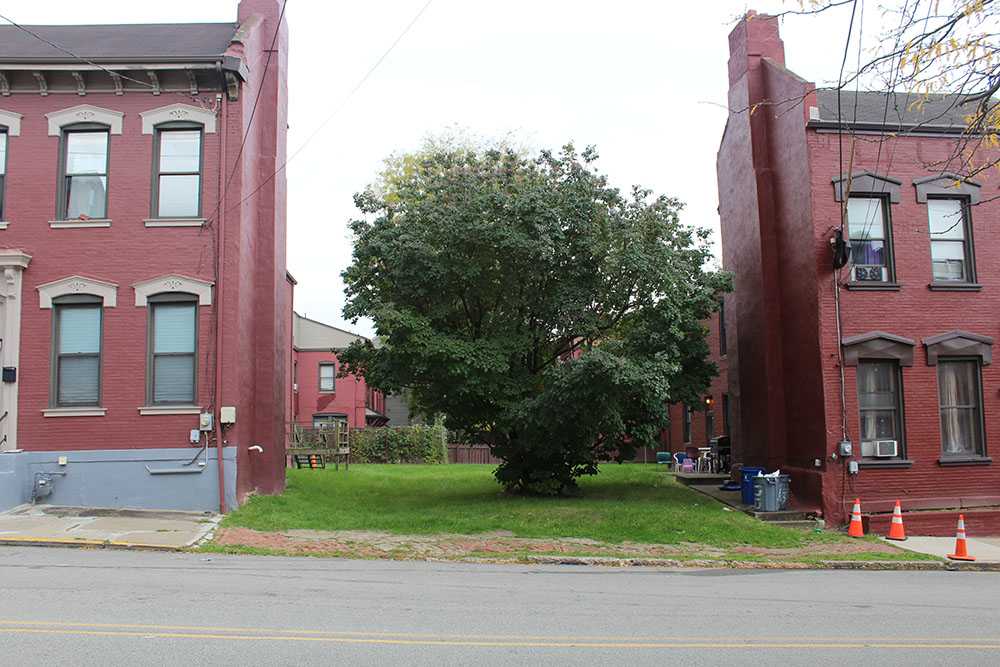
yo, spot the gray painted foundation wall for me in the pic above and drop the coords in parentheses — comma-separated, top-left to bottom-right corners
(0, 447, 237, 513)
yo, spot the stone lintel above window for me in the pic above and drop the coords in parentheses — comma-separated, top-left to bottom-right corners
(0, 109, 22, 135)
(923, 330, 993, 365)
(832, 171, 902, 203)
(46, 104, 123, 135)
(37, 275, 117, 308)
(842, 331, 915, 366)
(913, 173, 981, 204)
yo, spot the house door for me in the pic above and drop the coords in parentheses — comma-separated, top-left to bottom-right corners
(0, 250, 31, 452)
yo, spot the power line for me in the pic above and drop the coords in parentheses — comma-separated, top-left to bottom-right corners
(207, 0, 434, 222)
(0, 12, 157, 91)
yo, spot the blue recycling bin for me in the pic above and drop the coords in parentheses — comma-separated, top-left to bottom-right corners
(740, 466, 765, 505)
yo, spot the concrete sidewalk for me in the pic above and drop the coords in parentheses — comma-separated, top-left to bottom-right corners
(881, 535, 1000, 563)
(0, 505, 220, 550)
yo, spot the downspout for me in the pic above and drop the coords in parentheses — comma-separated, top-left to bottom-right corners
(214, 61, 228, 514)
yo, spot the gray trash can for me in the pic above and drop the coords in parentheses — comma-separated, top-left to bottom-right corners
(753, 475, 790, 512)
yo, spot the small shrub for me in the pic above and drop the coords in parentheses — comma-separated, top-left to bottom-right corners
(352, 422, 448, 464)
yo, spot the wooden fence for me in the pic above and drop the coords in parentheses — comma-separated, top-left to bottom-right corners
(447, 444, 501, 464)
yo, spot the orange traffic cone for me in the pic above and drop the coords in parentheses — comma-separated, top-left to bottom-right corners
(947, 514, 976, 561)
(886, 500, 906, 541)
(848, 498, 864, 538)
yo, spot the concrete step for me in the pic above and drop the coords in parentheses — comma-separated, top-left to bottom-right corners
(672, 472, 729, 486)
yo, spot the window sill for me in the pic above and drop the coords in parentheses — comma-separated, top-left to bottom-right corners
(859, 458, 913, 469)
(938, 456, 992, 467)
(318, 390, 336, 395)
(0, 221, 8, 230)
(49, 219, 112, 229)
(928, 282, 982, 292)
(144, 218, 206, 228)
(138, 405, 202, 415)
(43, 407, 107, 417)
(845, 282, 901, 291)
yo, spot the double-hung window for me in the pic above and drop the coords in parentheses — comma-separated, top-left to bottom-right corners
(52, 297, 102, 406)
(682, 405, 692, 443)
(148, 296, 197, 404)
(857, 360, 904, 459)
(61, 127, 109, 219)
(153, 126, 202, 218)
(938, 359, 986, 458)
(927, 198, 974, 283)
(0, 130, 7, 220)
(847, 197, 893, 283)
(319, 363, 336, 392)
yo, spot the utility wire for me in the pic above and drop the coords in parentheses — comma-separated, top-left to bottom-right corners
(0, 12, 158, 91)
(206, 0, 434, 223)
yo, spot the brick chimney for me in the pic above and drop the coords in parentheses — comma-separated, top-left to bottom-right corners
(727, 11, 785, 87)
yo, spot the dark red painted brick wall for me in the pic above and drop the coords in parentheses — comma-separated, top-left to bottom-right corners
(0, 0, 290, 505)
(719, 11, 1000, 530)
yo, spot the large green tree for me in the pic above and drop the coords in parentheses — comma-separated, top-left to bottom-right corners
(340, 142, 729, 494)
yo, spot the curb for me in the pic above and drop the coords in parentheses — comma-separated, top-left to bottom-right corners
(523, 555, 1000, 571)
(0, 536, 182, 552)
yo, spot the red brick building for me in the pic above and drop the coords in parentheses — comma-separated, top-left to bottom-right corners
(662, 308, 730, 456)
(291, 313, 386, 433)
(719, 12, 1000, 533)
(0, 0, 291, 513)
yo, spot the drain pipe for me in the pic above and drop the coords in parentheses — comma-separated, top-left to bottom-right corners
(214, 61, 228, 514)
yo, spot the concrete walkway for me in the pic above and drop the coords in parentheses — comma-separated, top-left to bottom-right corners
(0, 505, 219, 550)
(881, 535, 1000, 563)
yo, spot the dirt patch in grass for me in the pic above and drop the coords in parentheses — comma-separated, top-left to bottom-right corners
(730, 540, 904, 558)
(210, 526, 923, 563)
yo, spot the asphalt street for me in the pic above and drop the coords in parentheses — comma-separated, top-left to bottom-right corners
(0, 547, 998, 665)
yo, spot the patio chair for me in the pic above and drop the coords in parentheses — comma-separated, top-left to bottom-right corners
(672, 452, 687, 471)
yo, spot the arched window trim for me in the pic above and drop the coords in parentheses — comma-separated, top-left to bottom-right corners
(133, 274, 213, 307)
(46, 104, 123, 136)
(37, 275, 118, 309)
(139, 103, 216, 135)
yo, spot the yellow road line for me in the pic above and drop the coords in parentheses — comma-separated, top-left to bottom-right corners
(1, 620, 999, 644)
(0, 627, 999, 650)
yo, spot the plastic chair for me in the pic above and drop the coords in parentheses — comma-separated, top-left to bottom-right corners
(672, 452, 687, 470)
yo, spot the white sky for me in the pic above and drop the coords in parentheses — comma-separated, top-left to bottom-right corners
(8, 0, 866, 336)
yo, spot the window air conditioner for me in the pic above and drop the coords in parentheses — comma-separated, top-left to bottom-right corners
(873, 439, 898, 458)
(853, 265, 887, 282)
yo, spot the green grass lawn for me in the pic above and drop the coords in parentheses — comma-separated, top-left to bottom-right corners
(225, 464, 833, 548)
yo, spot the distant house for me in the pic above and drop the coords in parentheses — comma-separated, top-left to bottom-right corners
(662, 308, 729, 455)
(291, 313, 387, 433)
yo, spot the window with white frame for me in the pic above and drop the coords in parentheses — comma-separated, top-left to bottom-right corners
(927, 198, 974, 283)
(319, 362, 336, 392)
